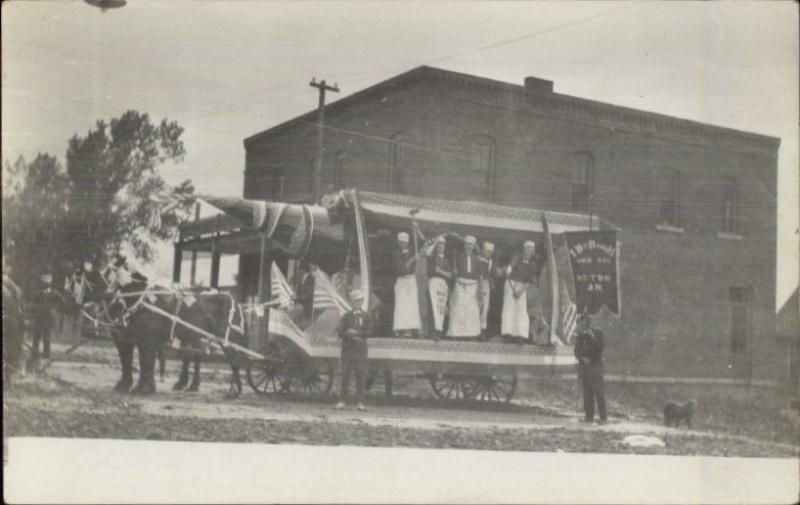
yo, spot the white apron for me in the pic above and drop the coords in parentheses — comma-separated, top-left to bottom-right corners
(502, 279, 529, 338)
(393, 274, 421, 331)
(447, 278, 481, 338)
(479, 277, 491, 331)
(428, 277, 449, 332)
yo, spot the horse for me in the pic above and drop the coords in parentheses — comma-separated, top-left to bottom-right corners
(65, 263, 248, 398)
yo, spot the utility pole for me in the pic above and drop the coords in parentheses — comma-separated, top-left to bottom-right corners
(310, 77, 340, 203)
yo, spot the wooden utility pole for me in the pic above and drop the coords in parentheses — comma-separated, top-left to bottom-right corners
(310, 78, 340, 203)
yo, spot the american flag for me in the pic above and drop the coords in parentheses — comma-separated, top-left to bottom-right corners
(271, 262, 295, 308)
(313, 269, 352, 316)
(560, 279, 579, 344)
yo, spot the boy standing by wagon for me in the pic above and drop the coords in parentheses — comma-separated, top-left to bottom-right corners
(336, 289, 370, 412)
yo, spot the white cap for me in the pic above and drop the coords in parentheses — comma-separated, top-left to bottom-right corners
(349, 288, 364, 300)
(41, 274, 53, 283)
(397, 232, 409, 242)
(464, 235, 477, 245)
(83, 262, 93, 272)
(483, 241, 495, 252)
(523, 240, 536, 249)
(435, 235, 446, 244)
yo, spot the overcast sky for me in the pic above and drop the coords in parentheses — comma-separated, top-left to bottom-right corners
(2, 0, 798, 306)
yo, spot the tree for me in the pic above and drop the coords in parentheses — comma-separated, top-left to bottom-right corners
(2, 153, 70, 290)
(64, 110, 194, 264)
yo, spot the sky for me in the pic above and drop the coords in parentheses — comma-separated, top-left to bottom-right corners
(2, 0, 798, 307)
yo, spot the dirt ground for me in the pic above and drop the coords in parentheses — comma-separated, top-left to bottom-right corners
(4, 342, 798, 458)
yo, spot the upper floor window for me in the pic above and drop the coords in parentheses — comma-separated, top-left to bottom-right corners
(659, 169, 681, 228)
(570, 152, 594, 213)
(387, 132, 404, 193)
(721, 177, 739, 234)
(468, 136, 496, 201)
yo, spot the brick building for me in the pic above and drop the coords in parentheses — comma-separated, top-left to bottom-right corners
(238, 66, 780, 380)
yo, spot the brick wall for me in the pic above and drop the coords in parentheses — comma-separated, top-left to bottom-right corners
(242, 71, 779, 380)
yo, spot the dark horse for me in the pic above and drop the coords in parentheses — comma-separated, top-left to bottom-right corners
(66, 265, 248, 397)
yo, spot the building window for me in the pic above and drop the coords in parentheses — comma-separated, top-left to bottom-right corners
(333, 150, 346, 190)
(729, 286, 752, 353)
(659, 169, 681, 227)
(271, 170, 285, 199)
(387, 132, 404, 193)
(721, 177, 739, 234)
(570, 152, 594, 213)
(469, 136, 496, 201)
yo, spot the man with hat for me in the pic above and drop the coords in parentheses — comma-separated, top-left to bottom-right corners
(29, 272, 64, 369)
(478, 240, 500, 339)
(447, 235, 482, 339)
(392, 231, 422, 337)
(573, 313, 608, 424)
(501, 240, 541, 342)
(336, 288, 370, 411)
(425, 235, 452, 338)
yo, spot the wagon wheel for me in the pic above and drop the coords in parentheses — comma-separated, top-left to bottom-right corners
(469, 371, 518, 403)
(429, 373, 479, 401)
(287, 358, 335, 397)
(365, 365, 393, 396)
(246, 341, 290, 395)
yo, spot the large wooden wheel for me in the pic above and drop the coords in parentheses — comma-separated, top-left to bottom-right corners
(469, 371, 518, 403)
(286, 358, 335, 397)
(429, 373, 479, 401)
(246, 341, 290, 395)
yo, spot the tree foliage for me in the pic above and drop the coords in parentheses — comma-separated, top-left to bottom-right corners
(2, 154, 70, 289)
(3, 110, 194, 287)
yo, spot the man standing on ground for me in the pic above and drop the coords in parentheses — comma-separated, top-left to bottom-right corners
(574, 314, 608, 424)
(29, 273, 63, 370)
(336, 289, 370, 412)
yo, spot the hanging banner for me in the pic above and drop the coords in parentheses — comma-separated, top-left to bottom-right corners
(563, 231, 620, 316)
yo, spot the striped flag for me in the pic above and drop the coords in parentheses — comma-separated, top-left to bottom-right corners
(271, 262, 295, 308)
(561, 281, 578, 344)
(268, 308, 309, 346)
(313, 268, 352, 316)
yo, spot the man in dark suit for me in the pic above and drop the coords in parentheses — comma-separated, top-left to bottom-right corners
(29, 273, 64, 369)
(336, 289, 370, 412)
(574, 313, 608, 424)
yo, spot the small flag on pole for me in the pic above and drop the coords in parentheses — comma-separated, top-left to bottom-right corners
(313, 268, 352, 316)
(271, 262, 295, 308)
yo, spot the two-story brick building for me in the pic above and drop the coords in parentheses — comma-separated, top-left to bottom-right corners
(206, 66, 782, 380)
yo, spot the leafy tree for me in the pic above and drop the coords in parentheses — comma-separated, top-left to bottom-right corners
(2, 153, 70, 290)
(2, 110, 195, 289)
(64, 110, 194, 264)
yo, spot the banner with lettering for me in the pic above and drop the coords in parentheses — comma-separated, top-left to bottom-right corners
(563, 231, 620, 316)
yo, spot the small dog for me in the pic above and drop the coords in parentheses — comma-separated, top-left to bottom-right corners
(663, 399, 696, 428)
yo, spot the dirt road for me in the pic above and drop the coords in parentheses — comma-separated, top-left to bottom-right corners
(3, 343, 798, 458)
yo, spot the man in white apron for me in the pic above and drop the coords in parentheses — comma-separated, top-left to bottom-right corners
(447, 235, 481, 339)
(478, 241, 497, 340)
(426, 235, 452, 337)
(392, 232, 421, 337)
(501, 240, 540, 342)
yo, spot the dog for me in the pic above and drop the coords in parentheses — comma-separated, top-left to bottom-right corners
(663, 399, 696, 427)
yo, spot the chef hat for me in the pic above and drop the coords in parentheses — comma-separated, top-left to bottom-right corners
(397, 232, 409, 242)
(483, 241, 495, 252)
(464, 235, 477, 245)
(523, 240, 536, 249)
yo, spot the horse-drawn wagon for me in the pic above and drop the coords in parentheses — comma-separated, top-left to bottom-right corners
(176, 190, 622, 403)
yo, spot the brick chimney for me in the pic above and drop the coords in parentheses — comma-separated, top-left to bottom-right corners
(524, 76, 553, 94)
